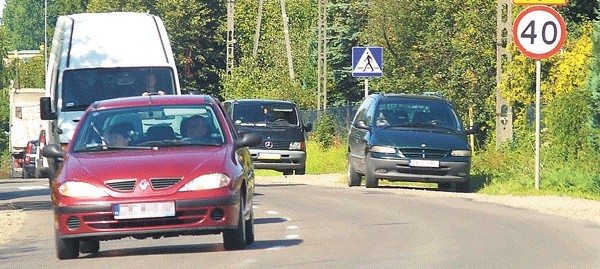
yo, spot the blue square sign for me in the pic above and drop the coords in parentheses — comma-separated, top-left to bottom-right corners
(352, 47, 383, 77)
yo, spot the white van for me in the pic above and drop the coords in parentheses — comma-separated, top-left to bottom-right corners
(40, 12, 181, 177)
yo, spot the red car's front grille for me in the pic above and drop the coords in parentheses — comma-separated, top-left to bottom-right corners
(82, 208, 207, 230)
(150, 178, 182, 190)
(105, 180, 136, 192)
(105, 178, 182, 192)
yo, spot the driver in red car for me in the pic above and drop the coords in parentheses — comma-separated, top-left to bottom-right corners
(104, 123, 134, 147)
(181, 115, 209, 140)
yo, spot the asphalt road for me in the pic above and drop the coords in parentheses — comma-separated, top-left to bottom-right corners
(1, 176, 599, 268)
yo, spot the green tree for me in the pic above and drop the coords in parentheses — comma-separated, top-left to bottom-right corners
(363, 0, 496, 132)
(0, 27, 10, 157)
(326, 0, 369, 106)
(588, 20, 600, 149)
(221, 0, 317, 108)
(3, 0, 46, 50)
(155, 0, 225, 97)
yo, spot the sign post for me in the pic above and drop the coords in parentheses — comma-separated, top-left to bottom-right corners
(352, 47, 383, 98)
(513, 5, 566, 190)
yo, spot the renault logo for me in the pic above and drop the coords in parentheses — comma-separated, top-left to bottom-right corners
(265, 141, 273, 149)
(138, 179, 150, 191)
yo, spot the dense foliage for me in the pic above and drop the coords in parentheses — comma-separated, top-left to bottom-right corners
(0, 0, 597, 194)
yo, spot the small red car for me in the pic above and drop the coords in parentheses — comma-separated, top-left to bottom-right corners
(42, 95, 261, 259)
(22, 139, 39, 178)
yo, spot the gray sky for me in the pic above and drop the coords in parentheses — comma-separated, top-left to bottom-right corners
(0, 0, 5, 17)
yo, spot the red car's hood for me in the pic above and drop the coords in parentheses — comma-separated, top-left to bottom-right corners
(65, 146, 229, 182)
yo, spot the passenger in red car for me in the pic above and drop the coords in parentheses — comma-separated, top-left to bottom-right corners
(104, 122, 133, 147)
(181, 115, 209, 140)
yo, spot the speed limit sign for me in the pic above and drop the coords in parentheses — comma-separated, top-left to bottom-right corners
(513, 5, 566, 59)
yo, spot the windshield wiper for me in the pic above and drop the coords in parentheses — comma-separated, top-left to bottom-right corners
(137, 140, 195, 147)
(75, 145, 157, 152)
(385, 122, 457, 131)
(62, 104, 91, 111)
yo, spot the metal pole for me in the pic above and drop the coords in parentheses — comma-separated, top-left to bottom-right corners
(469, 106, 475, 155)
(364, 78, 368, 99)
(535, 60, 541, 190)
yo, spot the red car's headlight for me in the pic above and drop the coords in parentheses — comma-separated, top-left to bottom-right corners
(179, 173, 231, 191)
(58, 181, 109, 198)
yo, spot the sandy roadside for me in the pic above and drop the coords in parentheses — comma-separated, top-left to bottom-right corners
(0, 209, 26, 245)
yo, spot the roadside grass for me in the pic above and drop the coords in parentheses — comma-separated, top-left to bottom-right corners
(255, 141, 347, 177)
(472, 148, 600, 201)
(256, 142, 600, 201)
(0, 154, 11, 179)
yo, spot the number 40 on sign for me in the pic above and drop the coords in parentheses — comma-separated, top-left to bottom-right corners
(513, 5, 566, 60)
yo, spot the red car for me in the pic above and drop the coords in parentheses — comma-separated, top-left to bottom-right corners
(22, 139, 39, 178)
(42, 95, 261, 259)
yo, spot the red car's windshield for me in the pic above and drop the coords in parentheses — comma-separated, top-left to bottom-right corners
(71, 104, 225, 152)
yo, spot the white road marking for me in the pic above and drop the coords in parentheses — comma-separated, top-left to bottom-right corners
(286, 225, 299, 230)
(266, 210, 279, 215)
(286, 234, 300, 239)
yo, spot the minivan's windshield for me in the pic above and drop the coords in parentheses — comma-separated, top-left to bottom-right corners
(61, 67, 177, 111)
(71, 104, 225, 152)
(232, 103, 299, 127)
(375, 98, 462, 131)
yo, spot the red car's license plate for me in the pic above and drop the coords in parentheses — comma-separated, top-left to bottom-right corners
(114, 202, 175, 220)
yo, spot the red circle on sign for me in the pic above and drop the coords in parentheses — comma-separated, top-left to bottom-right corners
(513, 5, 566, 59)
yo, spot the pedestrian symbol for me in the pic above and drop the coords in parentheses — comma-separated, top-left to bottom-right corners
(352, 47, 383, 77)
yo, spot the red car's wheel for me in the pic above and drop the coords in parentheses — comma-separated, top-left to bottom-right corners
(223, 195, 247, 250)
(245, 205, 255, 245)
(55, 232, 79, 260)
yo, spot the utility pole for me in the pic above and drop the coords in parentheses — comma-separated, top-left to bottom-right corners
(226, 0, 236, 74)
(253, 0, 264, 58)
(496, 0, 514, 147)
(280, 0, 295, 81)
(317, 0, 327, 110)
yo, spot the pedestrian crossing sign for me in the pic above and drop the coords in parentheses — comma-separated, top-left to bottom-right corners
(352, 47, 383, 77)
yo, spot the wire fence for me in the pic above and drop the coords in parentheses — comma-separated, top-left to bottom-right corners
(300, 105, 359, 138)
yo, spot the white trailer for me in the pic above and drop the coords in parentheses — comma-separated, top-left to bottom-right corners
(9, 88, 45, 178)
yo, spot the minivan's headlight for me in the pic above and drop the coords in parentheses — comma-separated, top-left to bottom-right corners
(58, 181, 109, 198)
(371, 146, 396, 154)
(289, 142, 304, 150)
(451, 150, 472, 157)
(179, 173, 231, 191)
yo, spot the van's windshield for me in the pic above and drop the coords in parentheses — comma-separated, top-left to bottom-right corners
(61, 67, 176, 111)
(232, 103, 299, 127)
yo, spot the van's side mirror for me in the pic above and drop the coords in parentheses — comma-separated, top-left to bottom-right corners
(40, 97, 56, 120)
(235, 132, 262, 148)
(354, 120, 370, 130)
(305, 122, 313, 132)
(42, 144, 66, 159)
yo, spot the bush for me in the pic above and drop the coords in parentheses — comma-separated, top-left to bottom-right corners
(312, 112, 337, 149)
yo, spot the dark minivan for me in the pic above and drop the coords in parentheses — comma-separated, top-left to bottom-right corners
(224, 99, 312, 175)
(347, 93, 477, 191)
